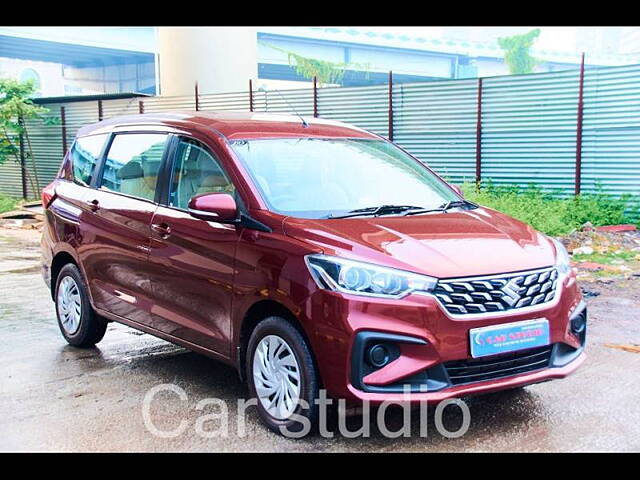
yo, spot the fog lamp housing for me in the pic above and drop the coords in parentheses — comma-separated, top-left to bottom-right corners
(367, 344, 391, 368)
(571, 313, 587, 335)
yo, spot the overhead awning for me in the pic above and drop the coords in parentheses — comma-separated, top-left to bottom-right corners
(0, 34, 155, 67)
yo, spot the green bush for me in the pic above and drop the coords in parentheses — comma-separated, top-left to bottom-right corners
(0, 193, 18, 214)
(460, 181, 638, 236)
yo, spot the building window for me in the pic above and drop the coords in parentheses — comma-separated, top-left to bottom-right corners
(19, 68, 42, 96)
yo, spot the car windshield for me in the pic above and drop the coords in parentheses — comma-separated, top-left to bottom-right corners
(230, 137, 460, 219)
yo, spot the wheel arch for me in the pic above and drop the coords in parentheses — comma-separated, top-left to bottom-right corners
(50, 251, 78, 300)
(237, 299, 317, 383)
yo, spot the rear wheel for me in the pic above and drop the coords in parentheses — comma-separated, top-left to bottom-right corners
(246, 317, 319, 436)
(55, 263, 107, 347)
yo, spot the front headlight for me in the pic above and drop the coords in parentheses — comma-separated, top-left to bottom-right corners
(551, 238, 571, 274)
(305, 254, 437, 299)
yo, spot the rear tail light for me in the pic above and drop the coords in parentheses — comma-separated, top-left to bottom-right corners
(41, 182, 56, 208)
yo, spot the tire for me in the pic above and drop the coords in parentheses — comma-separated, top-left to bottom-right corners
(246, 316, 319, 436)
(54, 263, 107, 347)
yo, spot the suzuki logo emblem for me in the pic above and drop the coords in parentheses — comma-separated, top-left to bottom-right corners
(500, 278, 526, 307)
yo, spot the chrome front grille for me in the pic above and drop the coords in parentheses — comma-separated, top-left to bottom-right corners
(434, 267, 558, 315)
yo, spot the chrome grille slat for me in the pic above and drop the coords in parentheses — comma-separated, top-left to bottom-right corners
(434, 267, 558, 316)
(471, 292, 492, 301)
(531, 293, 546, 305)
(436, 293, 452, 303)
(527, 284, 541, 296)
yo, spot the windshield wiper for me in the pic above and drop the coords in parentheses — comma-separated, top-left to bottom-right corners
(403, 200, 479, 217)
(326, 205, 426, 219)
(443, 200, 478, 212)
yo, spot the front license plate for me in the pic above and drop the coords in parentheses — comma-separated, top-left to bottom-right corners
(469, 318, 550, 358)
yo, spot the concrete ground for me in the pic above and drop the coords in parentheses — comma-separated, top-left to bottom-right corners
(1, 228, 639, 452)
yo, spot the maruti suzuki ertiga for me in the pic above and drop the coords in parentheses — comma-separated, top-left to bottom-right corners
(41, 112, 586, 434)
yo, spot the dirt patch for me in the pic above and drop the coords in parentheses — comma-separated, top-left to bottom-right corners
(561, 227, 640, 253)
(604, 344, 640, 354)
(559, 227, 640, 282)
(0, 226, 42, 247)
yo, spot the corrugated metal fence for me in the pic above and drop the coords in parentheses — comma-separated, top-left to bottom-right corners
(2, 64, 639, 213)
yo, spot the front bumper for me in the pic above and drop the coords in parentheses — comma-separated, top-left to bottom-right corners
(346, 350, 586, 404)
(306, 269, 585, 404)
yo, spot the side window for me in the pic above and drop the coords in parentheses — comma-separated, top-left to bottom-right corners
(169, 138, 235, 209)
(70, 134, 108, 186)
(99, 133, 167, 202)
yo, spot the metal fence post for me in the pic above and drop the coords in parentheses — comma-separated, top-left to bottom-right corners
(575, 53, 586, 196)
(98, 100, 103, 121)
(195, 82, 200, 111)
(388, 71, 394, 141)
(249, 79, 254, 112)
(139, 100, 144, 114)
(313, 76, 318, 117)
(19, 125, 27, 199)
(60, 106, 67, 156)
(475, 77, 483, 188)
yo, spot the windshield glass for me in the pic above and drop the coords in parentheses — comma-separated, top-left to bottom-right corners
(230, 138, 460, 219)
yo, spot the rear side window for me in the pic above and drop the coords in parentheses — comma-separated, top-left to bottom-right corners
(99, 133, 167, 202)
(70, 134, 108, 186)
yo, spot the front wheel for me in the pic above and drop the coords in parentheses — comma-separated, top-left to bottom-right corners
(55, 263, 107, 347)
(246, 317, 319, 435)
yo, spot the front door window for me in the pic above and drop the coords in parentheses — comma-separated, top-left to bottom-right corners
(169, 138, 235, 209)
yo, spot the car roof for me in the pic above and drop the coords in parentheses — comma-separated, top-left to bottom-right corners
(77, 111, 379, 141)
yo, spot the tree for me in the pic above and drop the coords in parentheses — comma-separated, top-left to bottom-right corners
(259, 41, 370, 86)
(498, 29, 541, 75)
(0, 77, 50, 194)
(286, 51, 348, 86)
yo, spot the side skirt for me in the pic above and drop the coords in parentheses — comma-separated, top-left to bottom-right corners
(94, 307, 239, 372)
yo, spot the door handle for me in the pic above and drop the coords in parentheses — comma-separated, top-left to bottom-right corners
(87, 199, 100, 212)
(151, 223, 172, 238)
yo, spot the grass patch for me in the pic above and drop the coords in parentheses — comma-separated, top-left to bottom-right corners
(461, 181, 639, 236)
(572, 250, 639, 265)
(591, 269, 624, 279)
(0, 193, 19, 214)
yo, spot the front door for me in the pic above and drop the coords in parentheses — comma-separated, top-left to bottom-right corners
(147, 137, 240, 357)
(80, 132, 168, 325)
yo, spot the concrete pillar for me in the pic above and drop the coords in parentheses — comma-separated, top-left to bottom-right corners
(157, 27, 258, 96)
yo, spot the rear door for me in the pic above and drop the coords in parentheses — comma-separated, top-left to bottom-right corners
(146, 136, 240, 357)
(46, 133, 109, 281)
(80, 132, 169, 326)
(51, 133, 110, 223)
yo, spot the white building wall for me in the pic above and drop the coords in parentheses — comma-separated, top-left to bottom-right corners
(0, 57, 66, 97)
(476, 58, 508, 78)
(157, 27, 258, 96)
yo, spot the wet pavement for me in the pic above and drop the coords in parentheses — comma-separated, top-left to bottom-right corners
(1, 229, 639, 452)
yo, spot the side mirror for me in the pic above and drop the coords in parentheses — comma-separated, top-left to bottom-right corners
(188, 193, 238, 222)
(450, 184, 464, 198)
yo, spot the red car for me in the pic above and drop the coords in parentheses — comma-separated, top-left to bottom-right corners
(41, 112, 586, 434)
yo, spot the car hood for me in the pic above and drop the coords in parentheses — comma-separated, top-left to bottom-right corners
(283, 207, 557, 279)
